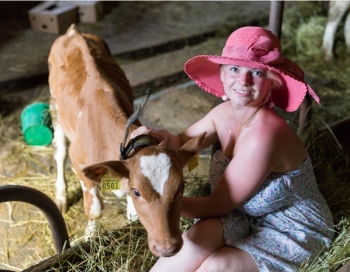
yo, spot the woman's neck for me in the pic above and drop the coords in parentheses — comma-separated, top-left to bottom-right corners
(230, 104, 265, 127)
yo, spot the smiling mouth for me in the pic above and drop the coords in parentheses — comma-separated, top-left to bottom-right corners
(234, 89, 252, 94)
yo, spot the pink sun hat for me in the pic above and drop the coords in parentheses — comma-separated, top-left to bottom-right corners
(184, 26, 319, 112)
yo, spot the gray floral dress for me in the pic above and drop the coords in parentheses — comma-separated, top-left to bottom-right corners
(210, 150, 334, 272)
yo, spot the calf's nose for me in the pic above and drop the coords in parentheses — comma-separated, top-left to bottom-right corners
(152, 243, 182, 257)
(149, 237, 183, 257)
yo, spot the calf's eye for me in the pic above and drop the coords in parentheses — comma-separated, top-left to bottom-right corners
(133, 189, 141, 198)
(180, 184, 185, 192)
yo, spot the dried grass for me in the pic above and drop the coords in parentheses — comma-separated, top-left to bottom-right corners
(23, 176, 206, 272)
(0, 107, 128, 270)
(1, 1, 350, 271)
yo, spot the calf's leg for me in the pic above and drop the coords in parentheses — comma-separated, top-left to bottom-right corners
(322, 1, 350, 61)
(50, 100, 68, 212)
(78, 176, 105, 237)
(344, 11, 350, 53)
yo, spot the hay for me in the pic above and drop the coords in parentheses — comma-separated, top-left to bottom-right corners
(298, 218, 350, 272)
(295, 16, 327, 57)
(302, 121, 350, 221)
(184, 173, 211, 198)
(296, 121, 350, 271)
(280, 2, 350, 133)
(281, 1, 350, 223)
(1, 1, 350, 270)
(51, 3, 350, 270)
(0, 105, 129, 270)
(25, 177, 204, 272)
(56, 221, 157, 272)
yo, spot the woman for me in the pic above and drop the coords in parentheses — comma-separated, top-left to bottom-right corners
(131, 26, 334, 272)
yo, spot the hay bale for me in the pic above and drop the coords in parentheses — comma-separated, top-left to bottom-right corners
(299, 218, 350, 272)
(296, 16, 327, 57)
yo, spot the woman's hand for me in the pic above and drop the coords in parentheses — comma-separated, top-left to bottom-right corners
(131, 126, 181, 148)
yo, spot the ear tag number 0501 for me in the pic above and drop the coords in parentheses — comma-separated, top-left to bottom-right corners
(187, 154, 199, 172)
(101, 171, 120, 191)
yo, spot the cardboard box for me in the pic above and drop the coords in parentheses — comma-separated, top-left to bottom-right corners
(73, 1, 103, 23)
(28, 2, 78, 34)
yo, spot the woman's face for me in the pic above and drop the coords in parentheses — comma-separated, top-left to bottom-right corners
(220, 65, 271, 107)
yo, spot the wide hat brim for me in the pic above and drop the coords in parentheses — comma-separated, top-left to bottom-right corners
(184, 55, 319, 112)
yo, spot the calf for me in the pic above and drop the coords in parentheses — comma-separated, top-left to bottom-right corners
(49, 24, 139, 231)
(83, 134, 205, 257)
(48, 24, 205, 256)
(322, 1, 350, 61)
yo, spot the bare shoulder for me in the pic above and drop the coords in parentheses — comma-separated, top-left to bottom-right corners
(237, 108, 306, 172)
(207, 101, 232, 122)
(208, 101, 230, 114)
(240, 108, 286, 140)
(181, 101, 230, 148)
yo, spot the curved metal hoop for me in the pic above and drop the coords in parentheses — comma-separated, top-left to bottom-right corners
(0, 185, 70, 254)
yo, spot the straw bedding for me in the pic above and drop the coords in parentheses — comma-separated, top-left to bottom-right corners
(1, 2, 350, 271)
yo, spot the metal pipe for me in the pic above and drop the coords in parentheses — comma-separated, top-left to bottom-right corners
(298, 94, 312, 135)
(269, 0, 285, 39)
(0, 185, 70, 253)
(268, 1, 311, 134)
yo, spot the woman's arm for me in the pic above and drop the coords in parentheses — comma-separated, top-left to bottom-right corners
(130, 104, 225, 149)
(130, 126, 182, 149)
(181, 124, 280, 218)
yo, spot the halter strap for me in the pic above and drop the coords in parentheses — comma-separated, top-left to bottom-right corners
(120, 134, 158, 160)
(119, 89, 152, 160)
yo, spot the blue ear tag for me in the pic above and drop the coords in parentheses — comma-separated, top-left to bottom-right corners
(101, 171, 120, 191)
(187, 154, 199, 172)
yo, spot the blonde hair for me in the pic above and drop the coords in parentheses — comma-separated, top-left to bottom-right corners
(262, 70, 283, 105)
(267, 70, 283, 91)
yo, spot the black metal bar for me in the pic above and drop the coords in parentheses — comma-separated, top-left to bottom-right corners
(297, 94, 312, 135)
(268, 0, 284, 39)
(268, 1, 311, 134)
(0, 185, 70, 253)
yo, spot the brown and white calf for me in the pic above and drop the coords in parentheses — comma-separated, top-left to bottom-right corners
(49, 24, 140, 232)
(322, 1, 350, 61)
(83, 134, 205, 256)
(48, 24, 205, 256)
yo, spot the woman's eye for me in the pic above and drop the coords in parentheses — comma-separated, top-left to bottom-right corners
(229, 66, 239, 72)
(253, 70, 266, 77)
(133, 189, 141, 198)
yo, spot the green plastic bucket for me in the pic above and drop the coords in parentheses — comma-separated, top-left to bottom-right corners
(20, 102, 53, 146)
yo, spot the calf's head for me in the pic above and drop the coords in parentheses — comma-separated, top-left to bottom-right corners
(82, 133, 205, 257)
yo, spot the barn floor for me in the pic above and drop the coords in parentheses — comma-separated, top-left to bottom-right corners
(0, 1, 277, 270)
(3, 2, 344, 271)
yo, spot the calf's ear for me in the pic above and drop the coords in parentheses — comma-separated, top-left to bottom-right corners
(176, 132, 206, 168)
(82, 160, 130, 183)
(66, 24, 79, 36)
